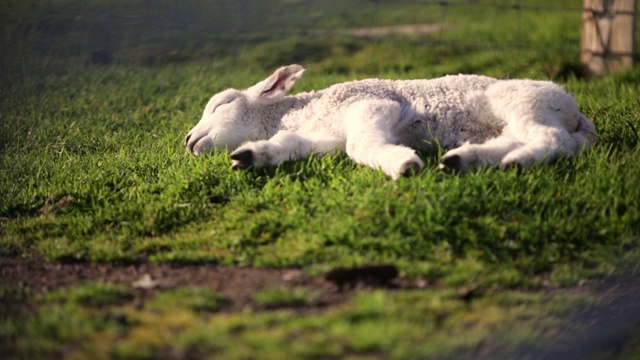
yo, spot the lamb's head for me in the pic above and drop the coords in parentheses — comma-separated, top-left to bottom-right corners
(185, 64, 305, 155)
(185, 88, 248, 155)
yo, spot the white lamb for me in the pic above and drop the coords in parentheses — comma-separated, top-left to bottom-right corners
(185, 64, 597, 179)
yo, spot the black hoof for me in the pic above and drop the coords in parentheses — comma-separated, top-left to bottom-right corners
(400, 161, 422, 177)
(230, 149, 254, 170)
(439, 155, 461, 173)
(230, 149, 253, 162)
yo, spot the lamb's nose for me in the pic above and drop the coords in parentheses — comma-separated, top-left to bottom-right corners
(185, 131, 207, 153)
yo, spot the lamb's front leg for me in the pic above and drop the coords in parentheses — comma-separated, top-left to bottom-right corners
(344, 99, 424, 180)
(230, 130, 341, 169)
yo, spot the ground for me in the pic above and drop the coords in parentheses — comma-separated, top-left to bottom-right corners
(1, 255, 346, 312)
(3, 255, 640, 359)
(0, 255, 430, 312)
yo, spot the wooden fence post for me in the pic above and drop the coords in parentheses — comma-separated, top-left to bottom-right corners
(581, 0, 637, 76)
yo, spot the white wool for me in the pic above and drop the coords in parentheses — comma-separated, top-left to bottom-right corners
(185, 65, 597, 179)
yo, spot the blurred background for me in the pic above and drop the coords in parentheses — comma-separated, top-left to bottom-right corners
(4, 0, 636, 82)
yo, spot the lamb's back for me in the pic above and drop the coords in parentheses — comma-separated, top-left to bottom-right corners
(321, 75, 496, 105)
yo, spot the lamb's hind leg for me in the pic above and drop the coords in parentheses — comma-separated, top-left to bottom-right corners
(344, 99, 424, 180)
(454, 118, 591, 170)
(500, 110, 596, 167)
(469, 81, 596, 170)
(230, 130, 341, 169)
(439, 135, 524, 173)
(500, 124, 581, 168)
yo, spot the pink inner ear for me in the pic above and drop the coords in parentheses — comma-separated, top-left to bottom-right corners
(261, 74, 287, 95)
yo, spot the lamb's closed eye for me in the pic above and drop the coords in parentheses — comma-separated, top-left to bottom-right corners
(211, 97, 237, 114)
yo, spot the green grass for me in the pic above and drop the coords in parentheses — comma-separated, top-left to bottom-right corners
(149, 287, 228, 313)
(2, 67, 639, 283)
(2, 0, 640, 358)
(253, 286, 316, 308)
(2, 284, 601, 359)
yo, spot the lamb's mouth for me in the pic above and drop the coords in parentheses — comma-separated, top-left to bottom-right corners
(185, 132, 207, 153)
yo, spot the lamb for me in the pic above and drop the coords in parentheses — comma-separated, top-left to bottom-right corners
(185, 64, 597, 179)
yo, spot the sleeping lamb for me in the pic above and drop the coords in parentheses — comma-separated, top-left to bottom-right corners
(185, 64, 597, 179)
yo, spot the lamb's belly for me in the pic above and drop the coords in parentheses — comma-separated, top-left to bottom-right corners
(396, 107, 505, 150)
(434, 124, 503, 149)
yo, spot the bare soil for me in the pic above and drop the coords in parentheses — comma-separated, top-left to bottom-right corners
(0, 255, 421, 311)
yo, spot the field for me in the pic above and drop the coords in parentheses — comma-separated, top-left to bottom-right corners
(1, 0, 640, 358)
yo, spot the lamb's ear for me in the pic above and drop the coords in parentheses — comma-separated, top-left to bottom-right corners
(248, 65, 305, 105)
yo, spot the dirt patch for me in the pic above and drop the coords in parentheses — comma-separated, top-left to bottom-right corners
(0, 255, 321, 310)
(0, 255, 422, 311)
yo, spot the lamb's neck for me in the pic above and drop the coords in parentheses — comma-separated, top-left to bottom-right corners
(264, 91, 321, 135)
